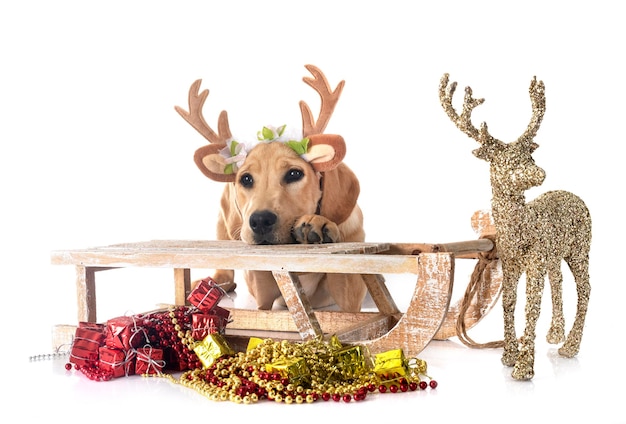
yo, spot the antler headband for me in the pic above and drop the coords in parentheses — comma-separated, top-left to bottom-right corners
(175, 65, 347, 182)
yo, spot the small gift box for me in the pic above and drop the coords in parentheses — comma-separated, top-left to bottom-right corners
(212, 305, 231, 326)
(98, 347, 136, 378)
(135, 346, 165, 375)
(334, 344, 368, 379)
(105, 315, 146, 350)
(79, 321, 106, 332)
(70, 324, 106, 368)
(374, 349, 407, 383)
(187, 277, 226, 313)
(193, 333, 234, 368)
(265, 357, 311, 385)
(246, 337, 265, 352)
(191, 307, 231, 340)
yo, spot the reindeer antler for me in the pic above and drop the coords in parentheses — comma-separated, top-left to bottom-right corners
(300, 64, 345, 137)
(517, 76, 546, 144)
(439, 74, 492, 141)
(174, 79, 232, 145)
(440, 74, 546, 159)
(440, 74, 505, 160)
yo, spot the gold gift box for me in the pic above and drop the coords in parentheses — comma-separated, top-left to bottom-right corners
(246, 337, 265, 352)
(193, 333, 234, 368)
(373, 349, 407, 381)
(266, 357, 311, 385)
(334, 345, 368, 379)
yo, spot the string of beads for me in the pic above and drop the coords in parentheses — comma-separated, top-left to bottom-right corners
(147, 336, 437, 404)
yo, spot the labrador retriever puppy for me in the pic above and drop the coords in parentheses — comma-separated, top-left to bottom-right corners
(175, 65, 367, 312)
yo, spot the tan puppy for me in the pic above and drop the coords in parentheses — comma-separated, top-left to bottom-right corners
(176, 65, 367, 312)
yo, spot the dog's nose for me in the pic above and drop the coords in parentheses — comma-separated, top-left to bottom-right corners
(249, 210, 277, 235)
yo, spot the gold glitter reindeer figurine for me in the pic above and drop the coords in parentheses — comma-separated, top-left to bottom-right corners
(439, 74, 592, 380)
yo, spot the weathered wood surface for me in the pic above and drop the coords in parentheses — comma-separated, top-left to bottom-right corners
(51, 253, 453, 359)
(358, 253, 454, 357)
(434, 258, 502, 340)
(433, 209, 501, 339)
(51, 241, 392, 272)
(51, 240, 496, 323)
(50, 227, 502, 356)
(272, 271, 324, 340)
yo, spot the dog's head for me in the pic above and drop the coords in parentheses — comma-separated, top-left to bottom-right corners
(175, 65, 359, 245)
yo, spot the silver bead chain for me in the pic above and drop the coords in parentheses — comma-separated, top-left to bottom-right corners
(29, 346, 71, 362)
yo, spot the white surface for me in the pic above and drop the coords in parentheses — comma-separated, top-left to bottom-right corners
(2, 1, 624, 423)
(17, 272, 626, 423)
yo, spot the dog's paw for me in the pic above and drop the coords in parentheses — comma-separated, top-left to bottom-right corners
(293, 215, 340, 244)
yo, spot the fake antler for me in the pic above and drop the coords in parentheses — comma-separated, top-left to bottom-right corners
(439, 73, 546, 156)
(175, 66, 348, 181)
(174, 79, 234, 182)
(517, 76, 546, 143)
(174, 79, 232, 145)
(439, 73, 497, 148)
(300, 64, 345, 137)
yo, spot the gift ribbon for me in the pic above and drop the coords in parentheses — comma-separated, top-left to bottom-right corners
(405, 357, 430, 380)
(128, 314, 149, 348)
(135, 345, 166, 374)
(99, 350, 137, 377)
(194, 279, 228, 308)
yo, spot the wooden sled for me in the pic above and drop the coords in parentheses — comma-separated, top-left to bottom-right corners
(50, 211, 501, 358)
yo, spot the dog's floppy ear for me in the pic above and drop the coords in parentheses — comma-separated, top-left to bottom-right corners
(216, 184, 243, 239)
(318, 162, 360, 225)
(305, 134, 346, 172)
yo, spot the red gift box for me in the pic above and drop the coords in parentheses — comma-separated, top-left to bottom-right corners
(212, 305, 231, 325)
(135, 347, 165, 375)
(187, 277, 226, 312)
(98, 347, 136, 378)
(70, 324, 106, 368)
(79, 321, 106, 332)
(105, 316, 146, 350)
(191, 307, 231, 340)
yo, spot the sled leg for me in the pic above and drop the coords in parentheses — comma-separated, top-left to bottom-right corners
(362, 273, 400, 315)
(273, 270, 324, 340)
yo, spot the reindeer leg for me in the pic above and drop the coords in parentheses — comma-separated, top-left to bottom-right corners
(546, 262, 565, 344)
(559, 256, 590, 357)
(501, 263, 522, 367)
(512, 270, 546, 380)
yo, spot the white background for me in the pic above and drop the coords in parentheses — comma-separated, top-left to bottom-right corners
(1, 1, 624, 422)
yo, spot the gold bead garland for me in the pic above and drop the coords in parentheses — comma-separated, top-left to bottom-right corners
(70, 305, 437, 403)
(148, 333, 437, 404)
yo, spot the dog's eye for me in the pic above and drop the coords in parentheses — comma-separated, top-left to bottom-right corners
(239, 173, 254, 188)
(284, 169, 304, 184)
